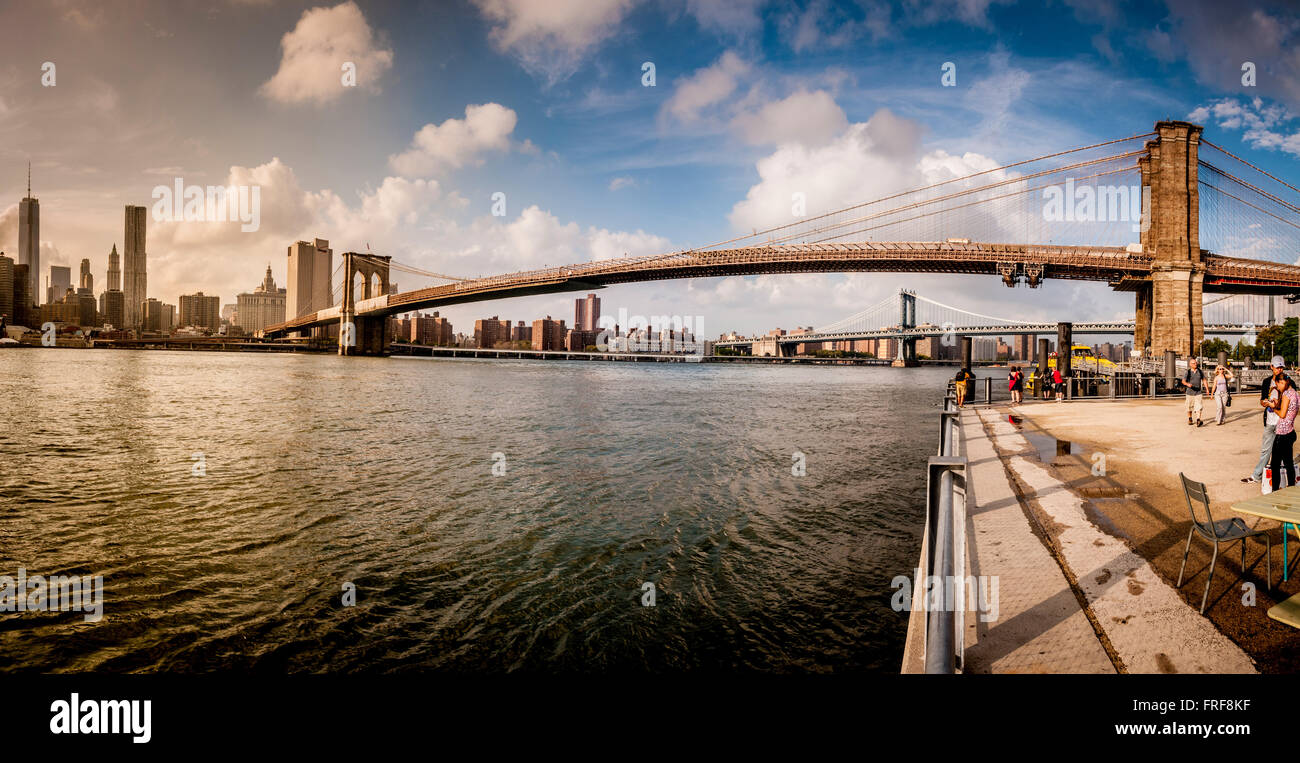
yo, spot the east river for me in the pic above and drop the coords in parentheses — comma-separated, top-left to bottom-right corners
(0, 350, 957, 672)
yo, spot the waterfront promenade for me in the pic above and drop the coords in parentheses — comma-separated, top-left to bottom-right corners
(913, 396, 1294, 673)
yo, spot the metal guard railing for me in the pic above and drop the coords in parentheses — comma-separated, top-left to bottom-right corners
(922, 385, 968, 673)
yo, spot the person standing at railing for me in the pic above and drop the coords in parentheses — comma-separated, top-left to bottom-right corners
(1268, 375, 1300, 492)
(1052, 365, 1064, 402)
(954, 367, 974, 407)
(1212, 364, 1234, 425)
(1244, 357, 1291, 485)
(1008, 365, 1024, 404)
(1180, 357, 1210, 427)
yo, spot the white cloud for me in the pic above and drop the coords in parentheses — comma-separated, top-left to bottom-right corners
(662, 51, 750, 125)
(609, 176, 636, 191)
(388, 103, 518, 177)
(1189, 96, 1300, 157)
(259, 1, 394, 106)
(728, 108, 925, 232)
(686, 0, 766, 37)
(731, 89, 848, 147)
(472, 0, 636, 84)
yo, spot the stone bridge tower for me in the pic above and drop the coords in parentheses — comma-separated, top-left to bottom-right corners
(1135, 120, 1204, 358)
(340, 251, 392, 356)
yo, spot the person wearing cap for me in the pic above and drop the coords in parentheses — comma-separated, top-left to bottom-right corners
(1180, 357, 1210, 426)
(1212, 364, 1234, 425)
(1244, 356, 1292, 484)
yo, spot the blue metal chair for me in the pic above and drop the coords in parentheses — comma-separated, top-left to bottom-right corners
(1177, 473, 1272, 614)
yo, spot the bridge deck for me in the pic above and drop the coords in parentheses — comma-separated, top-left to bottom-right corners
(263, 240, 1300, 338)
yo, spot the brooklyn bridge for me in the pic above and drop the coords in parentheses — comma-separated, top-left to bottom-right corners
(262, 121, 1300, 357)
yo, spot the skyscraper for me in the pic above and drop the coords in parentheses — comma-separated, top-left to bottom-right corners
(123, 205, 147, 328)
(574, 293, 601, 332)
(79, 259, 93, 292)
(286, 238, 333, 319)
(0, 254, 13, 325)
(107, 244, 120, 291)
(46, 264, 71, 305)
(19, 164, 39, 307)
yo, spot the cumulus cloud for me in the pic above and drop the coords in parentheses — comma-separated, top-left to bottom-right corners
(1189, 97, 1300, 156)
(259, 1, 394, 106)
(728, 108, 925, 231)
(662, 51, 750, 125)
(472, 0, 636, 84)
(388, 103, 519, 177)
(731, 89, 848, 147)
(686, 0, 766, 37)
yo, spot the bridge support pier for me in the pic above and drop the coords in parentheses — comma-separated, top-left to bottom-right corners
(1140, 120, 1205, 358)
(891, 336, 918, 367)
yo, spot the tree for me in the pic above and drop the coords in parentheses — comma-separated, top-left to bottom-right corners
(1199, 338, 1231, 357)
(1254, 318, 1298, 361)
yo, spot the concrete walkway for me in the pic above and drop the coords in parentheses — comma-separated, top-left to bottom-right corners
(961, 409, 1115, 673)
(972, 407, 1257, 673)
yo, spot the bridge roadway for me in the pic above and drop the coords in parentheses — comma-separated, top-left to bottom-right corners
(713, 322, 1257, 348)
(261, 241, 1300, 337)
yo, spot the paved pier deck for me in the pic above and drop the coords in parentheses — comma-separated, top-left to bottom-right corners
(955, 401, 1261, 673)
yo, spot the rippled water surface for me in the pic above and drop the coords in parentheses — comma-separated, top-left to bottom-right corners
(0, 350, 952, 672)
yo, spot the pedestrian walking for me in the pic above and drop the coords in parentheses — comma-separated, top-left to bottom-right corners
(1268, 375, 1300, 492)
(1244, 356, 1291, 484)
(1180, 358, 1210, 426)
(1212, 364, 1234, 425)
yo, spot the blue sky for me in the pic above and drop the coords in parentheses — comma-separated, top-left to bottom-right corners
(2, 0, 1300, 335)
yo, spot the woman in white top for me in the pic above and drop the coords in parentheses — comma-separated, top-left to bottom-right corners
(1213, 365, 1234, 425)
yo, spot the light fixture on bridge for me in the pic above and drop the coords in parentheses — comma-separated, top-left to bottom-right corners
(997, 262, 1021, 288)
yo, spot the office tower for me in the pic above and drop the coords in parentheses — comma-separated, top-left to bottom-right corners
(0, 254, 12, 325)
(46, 264, 71, 305)
(12, 264, 31, 325)
(574, 293, 600, 332)
(107, 244, 120, 291)
(100, 290, 124, 329)
(221, 304, 237, 325)
(163, 303, 176, 331)
(78, 259, 93, 292)
(19, 164, 39, 306)
(123, 206, 147, 328)
(141, 298, 164, 332)
(286, 238, 332, 319)
(179, 292, 221, 332)
(77, 293, 96, 327)
(235, 265, 286, 334)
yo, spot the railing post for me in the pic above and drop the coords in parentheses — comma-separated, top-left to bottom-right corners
(984, 377, 991, 405)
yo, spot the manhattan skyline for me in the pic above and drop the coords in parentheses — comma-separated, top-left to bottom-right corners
(3, 0, 1300, 335)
